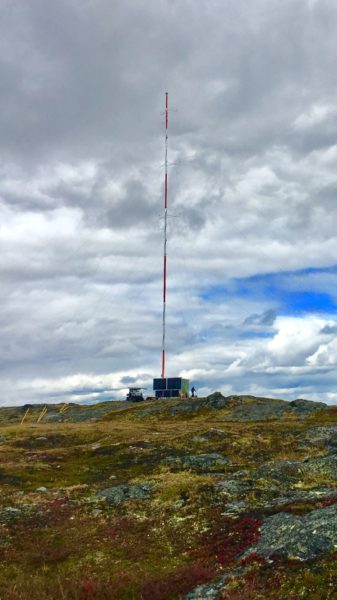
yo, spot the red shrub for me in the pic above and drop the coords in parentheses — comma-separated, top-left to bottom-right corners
(103, 516, 152, 544)
(139, 562, 216, 600)
(79, 578, 98, 600)
(102, 517, 158, 561)
(194, 515, 261, 566)
(47, 497, 69, 509)
(244, 570, 258, 587)
(316, 497, 337, 509)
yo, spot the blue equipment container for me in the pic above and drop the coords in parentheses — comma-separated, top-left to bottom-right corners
(153, 377, 189, 399)
(153, 378, 167, 391)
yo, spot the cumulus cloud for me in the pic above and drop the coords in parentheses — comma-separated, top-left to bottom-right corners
(1, 0, 337, 405)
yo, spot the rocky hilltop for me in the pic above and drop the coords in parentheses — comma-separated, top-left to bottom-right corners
(0, 394, 336, 599)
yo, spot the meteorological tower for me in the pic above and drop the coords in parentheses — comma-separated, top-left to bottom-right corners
(152, 93, 189, 400)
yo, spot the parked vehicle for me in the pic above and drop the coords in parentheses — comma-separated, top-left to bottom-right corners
(126, 388, 145, 402)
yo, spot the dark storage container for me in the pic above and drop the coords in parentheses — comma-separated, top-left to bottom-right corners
(153, 377, 189, 399)
(153, 378, 167, 390)
(167, 378, 189, 395)
(167, 377, 182, 390)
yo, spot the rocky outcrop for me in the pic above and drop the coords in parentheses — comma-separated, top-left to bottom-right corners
(222, 396, 326, 422)
(302, 426, 337, 453)
(304, 453, 337, 478)
(244, 503, 337, 561)
(216, 452, 337, 516)
(184, 573, 233, 600)
(116, 393, 328, 422)
(217, 476, 337, 516)
(253, 459, 305, 483)
(96, 482, 154, 505)
(289, 398, 326, 414)
(170, 393, 231, 415)
(164, 453, 230, 472)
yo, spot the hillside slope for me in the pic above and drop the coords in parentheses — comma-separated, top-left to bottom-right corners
(0, 394, 336, 599)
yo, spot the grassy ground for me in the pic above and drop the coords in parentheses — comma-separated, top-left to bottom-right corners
(0, 398, 336, 599)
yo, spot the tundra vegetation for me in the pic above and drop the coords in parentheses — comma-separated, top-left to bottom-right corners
(0, 394, 336, 599)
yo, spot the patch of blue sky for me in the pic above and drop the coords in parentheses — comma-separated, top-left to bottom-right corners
(200, 265, 337, 316)
(281, 291, 337, 315)
(200, 285, 228, 301)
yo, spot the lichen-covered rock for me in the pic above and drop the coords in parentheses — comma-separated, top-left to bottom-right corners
(251, 453, 337, 487)
(96, 482, 154, 504)
(2, 507, 22, 519)
(184, 574, 230, 599)
(184, 568, 245, 600)
(132, 393, 327, 421)
(289, 398, 326, 415)
(205, 428, 227, 438)
(164, 453, 230, 472)
(205, 392, 231, 409)
(244, 504, 337, 561)
(170, 395, 230, 416)
(217, 473, 337, 514)
(253, 460, 305, 483)
(303, 453, 337, 478)
(222, 397, 290, 421)
(302, 426, 337, 453)
(222, 397, 326, 422)
(268, 487, 337, 508)
(306, 425, 337, 439)
(222, 500, 248, 516)
(1, 506, 34, 523)
(217, 479, 251, 496)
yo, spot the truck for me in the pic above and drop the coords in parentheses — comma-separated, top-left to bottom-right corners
(126, 388, 145, 402)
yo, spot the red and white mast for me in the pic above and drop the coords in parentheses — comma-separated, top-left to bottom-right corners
(161, 92, 168, 379)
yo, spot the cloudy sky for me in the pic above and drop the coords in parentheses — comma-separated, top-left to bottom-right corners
(1, 0, 337, 406)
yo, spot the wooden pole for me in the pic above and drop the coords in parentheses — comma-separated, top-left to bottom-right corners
(21, 407, 30, 425)
(37, 406, 47, 424)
